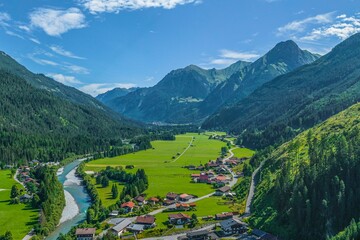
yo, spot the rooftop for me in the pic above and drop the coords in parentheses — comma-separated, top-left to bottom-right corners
(75, 228, 96, 235)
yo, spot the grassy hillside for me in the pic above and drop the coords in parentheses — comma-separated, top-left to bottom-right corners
(249, 102, 360, 240)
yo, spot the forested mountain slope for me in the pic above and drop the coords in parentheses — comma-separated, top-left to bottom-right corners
(249, 102, 360, 240)
(203, 33, 360, 149)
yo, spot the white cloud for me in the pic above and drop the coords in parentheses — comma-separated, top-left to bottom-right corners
(47, 73, 83, 85)
(29, 55, 59, 66)
(278, 12, 334, 34)
(0, 12, 10, 27)
(50, 45, 85, 59)
(302, 14, 360, 41)
(5, 30, 24, 39)
(219, 49, 259, 61)
(29, 38, 41, 44)
(64, 64, 90, 74)
(81, 0, 202, 14)
(29, 8, 87, 36)
(79, 83, 137, 96)
(18, 25, 31, 32)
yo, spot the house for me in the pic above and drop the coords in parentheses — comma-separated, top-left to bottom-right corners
(220, 218, 247, 235)
(127, 224, 146, 233)
(109, 210, 119, 217)
(166, 192, 179, 201)
(191, 173, 201, 179)
(215, 175, 228, 183)
(179, 193, 194, 202)
(163, 199, 176, 206)
(202, 215, 214, 221)
(214, 186, 231, 196)
(135, 195, 147, 206)
(215, 212, 233, 220)
(111, 219, 132, 237)
(148, 197, 160, 205)
(176, 203, 190, 210)
(75, 228, 96, 240)
(121, 201, 135, 213)
(135, 215, 156, 229)
(252, 229, 278, 240)
(168, 213, 191, 225)
(198, 173, 210, 183)
(186, 230, 211, 240)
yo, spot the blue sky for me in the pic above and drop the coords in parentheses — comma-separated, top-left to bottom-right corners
(0, 0, 359, 96)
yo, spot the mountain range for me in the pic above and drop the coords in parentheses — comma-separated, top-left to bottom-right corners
(97, 40, 319, 124)
(203, 32, 360, 148)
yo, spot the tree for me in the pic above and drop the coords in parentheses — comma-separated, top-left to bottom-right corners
(0, 231, 13, 240)
(10, 185, 19, 199)
(111, 184, 118, 199)
(101, 176, 109, 188)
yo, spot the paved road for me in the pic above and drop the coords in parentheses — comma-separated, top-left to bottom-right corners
(223, 147, 238, 188)
(142, 224, 216, 240)
(245, 159, 266, 214)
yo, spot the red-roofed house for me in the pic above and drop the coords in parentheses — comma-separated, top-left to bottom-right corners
(179, 193, 194, 202)
(166, 192, 179, 201)
(135, 215, 156, 228)
(148, 197, 160, 205)
(121, 202, 135, 213)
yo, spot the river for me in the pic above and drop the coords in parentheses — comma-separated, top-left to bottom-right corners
(46, 159, 91, 240)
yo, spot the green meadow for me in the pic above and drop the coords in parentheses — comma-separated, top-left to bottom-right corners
(232, 148, 255, 158)
(90, 178, 124, 207)
(0, 170, 38, 240)
(85, 133, 227, 197)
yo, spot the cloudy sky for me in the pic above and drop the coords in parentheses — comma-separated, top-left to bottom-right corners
(0, 0, 359, 96)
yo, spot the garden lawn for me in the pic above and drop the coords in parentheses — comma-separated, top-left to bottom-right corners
(85, 133, 227, 197)
(0, 170, 38, 240)
(154, 196, 233, 229)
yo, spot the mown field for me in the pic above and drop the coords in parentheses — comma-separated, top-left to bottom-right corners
(0, 170, 38, 240)
(85, 133, 227, 198)
(232, 148, 255, 158)
(90, 178, 124, 207)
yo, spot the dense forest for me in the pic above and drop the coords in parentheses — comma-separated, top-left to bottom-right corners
(0, 70, 143, 165)
(31, 166, 65, 236)
(249, 103, 360, 240)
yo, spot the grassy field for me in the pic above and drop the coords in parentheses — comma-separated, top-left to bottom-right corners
(90, 178, 124, 207)
(0, 170, 38, 239)
(85, 133, 227, 197)
(232, 148, 255, 158)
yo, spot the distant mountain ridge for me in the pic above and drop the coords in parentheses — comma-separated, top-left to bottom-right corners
(203, 33, 360, 149)
(96, 87, 139, 104)
(98, 40, 319, 124)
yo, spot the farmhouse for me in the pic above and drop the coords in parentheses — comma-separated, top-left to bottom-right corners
(135, 215, 156, 229)
(135, 195, 146, 206)
(75, 228, 96, 240)
(198, 173, 210, 183)
(214, 186, 231, 196)
(163, 199, 176, 205)
(168, 213, 191, 225)
(148, 197, 160, 205)
(111, 219, 132, 237)
(220, 218, 247, 235)
(166, 192, 179, 201)
(215, 212, 233, 220)
(179, 193, 194, 202)
(121, 201, 135, 213)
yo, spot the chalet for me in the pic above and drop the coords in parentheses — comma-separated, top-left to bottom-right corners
(148, 197, 160, 205)
(163, 199, 176, 206)
(214, 186, 231, 196)
(206, 170, 215, 177)
(176, 203, 190, 210)
(215, 212, 233, 220)
(135, 215, 156, 229)
(111, 219, 132, 237)
(121, 201, 135, 213)
(207, 161, 219, 168)
(191, 173, 201, 179)
(168, 213, 191, 225)
(75, 228, 96, 240)
(198, 173, 210, 183)
(179, 193, 194, 202)
(215, 167, 229, 174)
(215, 174, 228, 183)
(220, 218, 247, 235)
(166, 192, 179, 201)
(202, 215, 214, 221)
(135, 195, 146, 206)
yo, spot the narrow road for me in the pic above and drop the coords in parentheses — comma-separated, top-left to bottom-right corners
(244, 159, 266, 215)
(142, 224, 216, 240)
(223, 147, 238, 188)
(14, 169, 26, 188)
(170, 137, 194, 163)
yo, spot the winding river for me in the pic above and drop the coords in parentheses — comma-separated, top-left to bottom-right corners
(46, 159, 91, 240)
